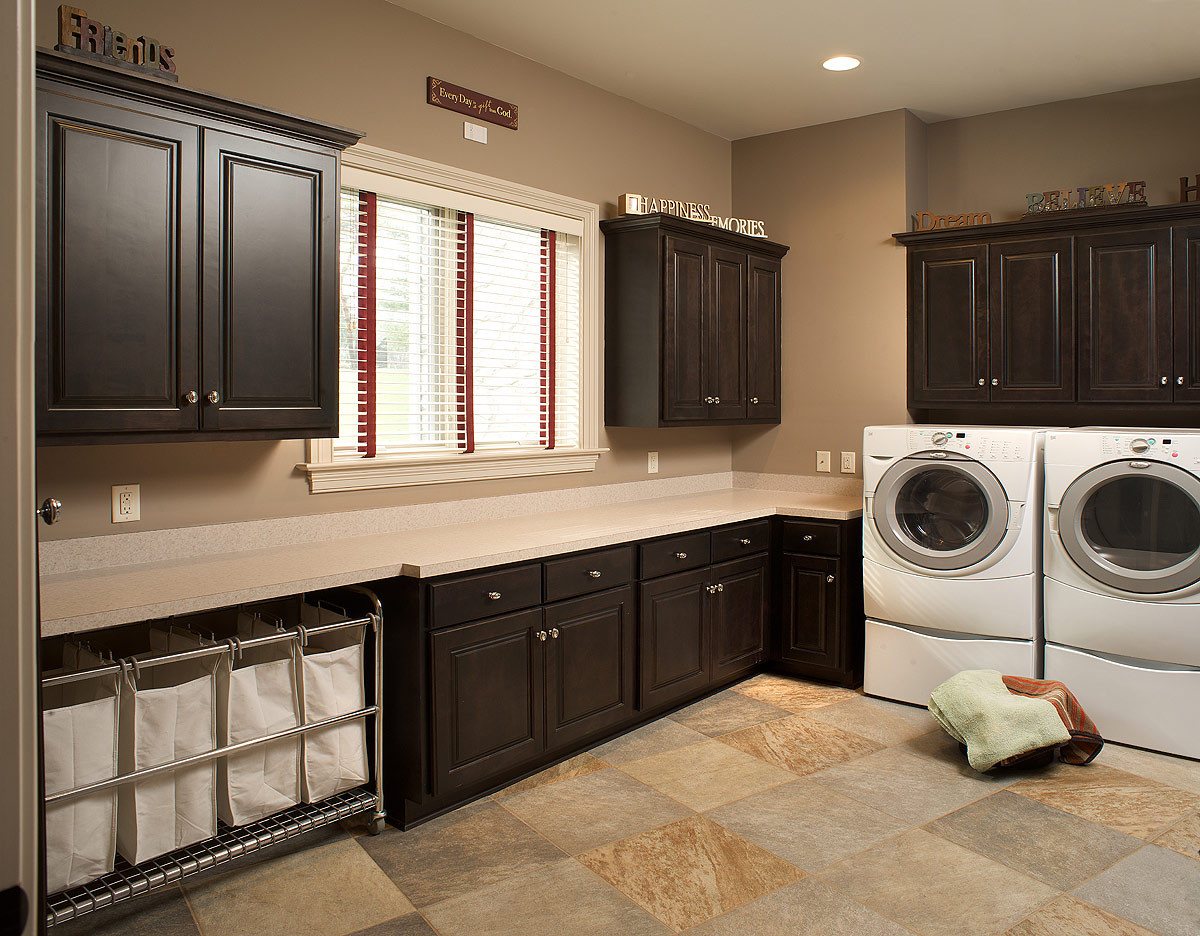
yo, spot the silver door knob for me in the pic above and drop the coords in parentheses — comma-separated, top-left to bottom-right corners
(750, 397, 759, 404)
(537, 630, 547, 641)
(587, 570, 602, 578)
(206, 390, 221, 404)
(706, 585, 717, 594)
(704, 396, 714, 403)
(826, 574, 835, 583)
(183, 390, 198, 405)
(37, 497, 63, 525)
(977, 378, 985, 386)
(674, 552, 687, 559)
(1178, 377, 1185, 385)
(550, 628, 559, 638)
(991, 378, 999, 386)
(1161, 376, 1169, 385)
(713, 396, 720, 404)
(716, 583, 724, 592)
(487, 591, 502, 600)
(739, 538, 751, 546)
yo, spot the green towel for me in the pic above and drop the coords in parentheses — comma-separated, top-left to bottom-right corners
(928, 670, 1070, 772)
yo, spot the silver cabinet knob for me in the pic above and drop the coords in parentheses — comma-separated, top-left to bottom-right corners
(1161, 376, 1169, 385)
(587, 570, 602, 579)
(990, 378, 999, 386)
(704, 396, 713, 404)
(802, 534, 814, 542)
(750, 397, 759, 404)
(739, 538, 751, 546)
(487, 591, 502, 600)
(1178, 377, 1185, 385)
(716, 583, 724, 592)
(550, 628, 559, 638)
(183, 390, 198, 405)
(706, 585, 717, 594)
(674, 552, 687, 559)
(977, 378, 985, 386)
(826, 574, 835, 583)
(537, 630, 547, 641)
(206, 390, 221, 404)
(37, 497, 63, 525)
(713, 396, 720, 404)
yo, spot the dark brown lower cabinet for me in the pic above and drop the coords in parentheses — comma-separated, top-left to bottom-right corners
(639, 568, 711, 710)
(778, 553, 840, 673)
(710, 555, 768, 682)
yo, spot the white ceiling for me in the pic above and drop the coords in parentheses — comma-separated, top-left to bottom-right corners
(386, 0, 1200, 140)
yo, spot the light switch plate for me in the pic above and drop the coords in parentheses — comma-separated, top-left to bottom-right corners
(816, 451, 831, 473)
(841, 451, 856, 473)
(464, 121, 488, 144)
(112, 483, 140, 523)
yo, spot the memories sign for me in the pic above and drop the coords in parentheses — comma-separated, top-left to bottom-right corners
(427, 77, 518, 130)
(618, 193, 768, 238)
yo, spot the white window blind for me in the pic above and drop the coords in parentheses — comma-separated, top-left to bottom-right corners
(337, 187, 582, 459)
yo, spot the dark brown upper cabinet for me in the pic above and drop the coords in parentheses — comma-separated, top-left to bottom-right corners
(1175, 223, 1200, 403)
(602, 213, 789, 427)
(907, 244, 989, 404)
(35, 50, 362, 444)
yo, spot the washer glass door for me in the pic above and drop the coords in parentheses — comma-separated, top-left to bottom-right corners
(873, 454, 1009, 570)
(1060, 460, 1200, 594)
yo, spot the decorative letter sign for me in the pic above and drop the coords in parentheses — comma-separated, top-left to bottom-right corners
(56, 5, 177, 80)
(910, 211, 992, 232)
(1181, 176, 1200, 203)
(1024, 180, 1146, 215)
(427, 77, 518, 130)
(618, 192, 768, 238)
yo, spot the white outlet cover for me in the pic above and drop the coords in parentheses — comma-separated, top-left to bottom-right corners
(841, 451, 856, 473)
(647, 451, 659, 474)
(111, 483, 140, 523)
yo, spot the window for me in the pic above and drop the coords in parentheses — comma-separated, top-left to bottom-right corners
(303, 147, 601, 493)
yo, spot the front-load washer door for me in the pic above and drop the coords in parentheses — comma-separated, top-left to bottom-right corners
(873, 453, 1010, 571)
(1058, 460, 1200, 594)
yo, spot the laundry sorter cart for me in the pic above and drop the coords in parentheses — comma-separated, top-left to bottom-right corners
(39, 586, 386, 928)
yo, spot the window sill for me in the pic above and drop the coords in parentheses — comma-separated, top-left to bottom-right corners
(300, 448, 606, 494)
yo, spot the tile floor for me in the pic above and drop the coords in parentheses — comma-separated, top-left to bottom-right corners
(57, 674, 1200, 936)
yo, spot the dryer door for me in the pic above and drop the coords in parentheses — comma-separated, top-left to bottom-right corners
(1058, 460, 1200, 594)
(873, 453, 1010, 571)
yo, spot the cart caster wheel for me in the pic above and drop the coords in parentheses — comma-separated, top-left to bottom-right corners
(368, 814, 387, 835)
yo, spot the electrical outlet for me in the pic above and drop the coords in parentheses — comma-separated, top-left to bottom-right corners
(841, 451, 856, 473)
(816, 451, 831, 473)
(111, 483, 140, 523)
(647, 451, 659, 474)
(463, 121, 488, 144)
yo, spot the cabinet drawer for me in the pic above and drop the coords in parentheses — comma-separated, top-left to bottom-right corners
(712, 520, 770, 562)
(780, 519, 841, 556)
(430, 564, 543, 629)
(640, 531, 711, 579)
(544, 546, 635, 603)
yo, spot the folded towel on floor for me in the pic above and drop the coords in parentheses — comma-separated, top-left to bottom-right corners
(997, 674, 1103, 765)
(928, 670, 1070, 772)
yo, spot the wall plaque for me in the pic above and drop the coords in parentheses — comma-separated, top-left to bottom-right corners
(1025, 180, 1146, 214)
(427, 77, 518, 130)
(55, 5, 177, 80)
(910, 210, 992, 232)
(1182, 176, 1200, 203)
(619, 192, 767, 238)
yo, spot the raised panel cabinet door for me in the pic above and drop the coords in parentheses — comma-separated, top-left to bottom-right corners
(36, 89, 200, 434)
(1173, 224, 1200, 402)
(639, 568, 711, 710)
(988, 237, 1075, 403)
(908, 244, 988, 405)
(201, 129, 338, 432)
(430, 609, 545, 795)
(709, 555, 768, 683)
(1077, 227, 1172, 403)
(544, 587, 635, 750)
(746, 255, 782, 421)
(777, 553, 840, 670)
(707, 245, 748, 419)
(662, 234, 710, 422)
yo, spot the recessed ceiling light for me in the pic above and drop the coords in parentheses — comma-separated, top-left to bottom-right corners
(822, 55, 861, 72)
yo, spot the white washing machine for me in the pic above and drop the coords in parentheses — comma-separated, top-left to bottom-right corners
(1044, 428, 1200, 758)
(862, 425, 1050, 705)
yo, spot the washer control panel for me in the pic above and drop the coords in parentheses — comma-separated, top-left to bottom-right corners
(905, 428, 1026, 461)
(1097, 433, 1193, 464)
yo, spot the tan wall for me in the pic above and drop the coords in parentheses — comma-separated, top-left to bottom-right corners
(926, 77, 1200, 221)
(729, 110, 913, 479)
(34, 0, 735, 539)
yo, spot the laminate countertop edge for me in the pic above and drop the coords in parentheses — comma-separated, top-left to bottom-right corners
(38, 488, 863, 636)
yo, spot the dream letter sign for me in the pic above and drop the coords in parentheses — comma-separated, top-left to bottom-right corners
(427, 77, 518, 130)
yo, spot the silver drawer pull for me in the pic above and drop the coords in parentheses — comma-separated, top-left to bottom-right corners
(674, 551, 687, 559)
(587, 570, 602, 578)
(739, 538, 751, 546)
(487, 591, 502, 600)
(802, 534, 814, 542)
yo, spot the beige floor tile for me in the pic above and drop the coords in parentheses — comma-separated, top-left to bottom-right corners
(356, 799, 565, 907)
(1008, 763, 1200, 839)
(1074, 845, 1200, 936)
(578, 815, 805, 932)
(422, 858, 671, 936)
(618, 738, 795, 811)
(683, 877, 913, 936)
(667, 690, 790, 737)
(732, 673, 861, 712)
(498, 767, 692, 854)
(928, 789, 1142, 889)
(491, 752, 606, 798)
(347, 912, 438, 936)
(900, 727, 1036, 785)
(817, 828, 1058, 936)
(54, 887, 198, 936)
(1004, 895, 1158, 936)
(809, 745, 998, 824)
(705, 777, 909, 871)
(184, 837, 413, 936)
(1155, 810, 1200, 863)
(805, 695, 938, 745)
(1100, 743, 1200, 795)
(719, 713, 881, 776)
(591, 718, 710, 766)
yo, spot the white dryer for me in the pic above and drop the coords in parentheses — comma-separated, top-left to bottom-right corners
(1043, 428, 1200, 758)
(862, 425, 1049, 705)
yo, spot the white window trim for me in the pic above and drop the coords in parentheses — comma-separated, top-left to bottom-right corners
(300, 144, 605, 494)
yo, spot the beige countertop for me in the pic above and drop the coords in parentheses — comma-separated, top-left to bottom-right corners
(39, 487, 862, 637)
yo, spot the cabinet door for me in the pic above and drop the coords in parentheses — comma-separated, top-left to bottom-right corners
(1077, 227, 1172, 403)
(707, 246, 747, 419)
(639, 568, 710, 710)
(662, 234, 709, 422)
(988, 237, 1074, 403)
(37, 89, 200, 434)
(1173, 224, 1200, 403)
(777, 553, 840, 671)
(746, 255, 782, 421)
(909, 245, 988, 404)
(544, 587, 635, 750)
(710, 555, 767, 683)
(201, 129, 338, 432)
(430, 609, 544, 795)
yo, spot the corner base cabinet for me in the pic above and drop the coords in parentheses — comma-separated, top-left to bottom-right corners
(35, 49, 363, 444)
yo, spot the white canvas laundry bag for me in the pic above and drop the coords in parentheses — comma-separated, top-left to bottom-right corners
(296, 604, 369, 802)
(42, 669, 119, 894)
